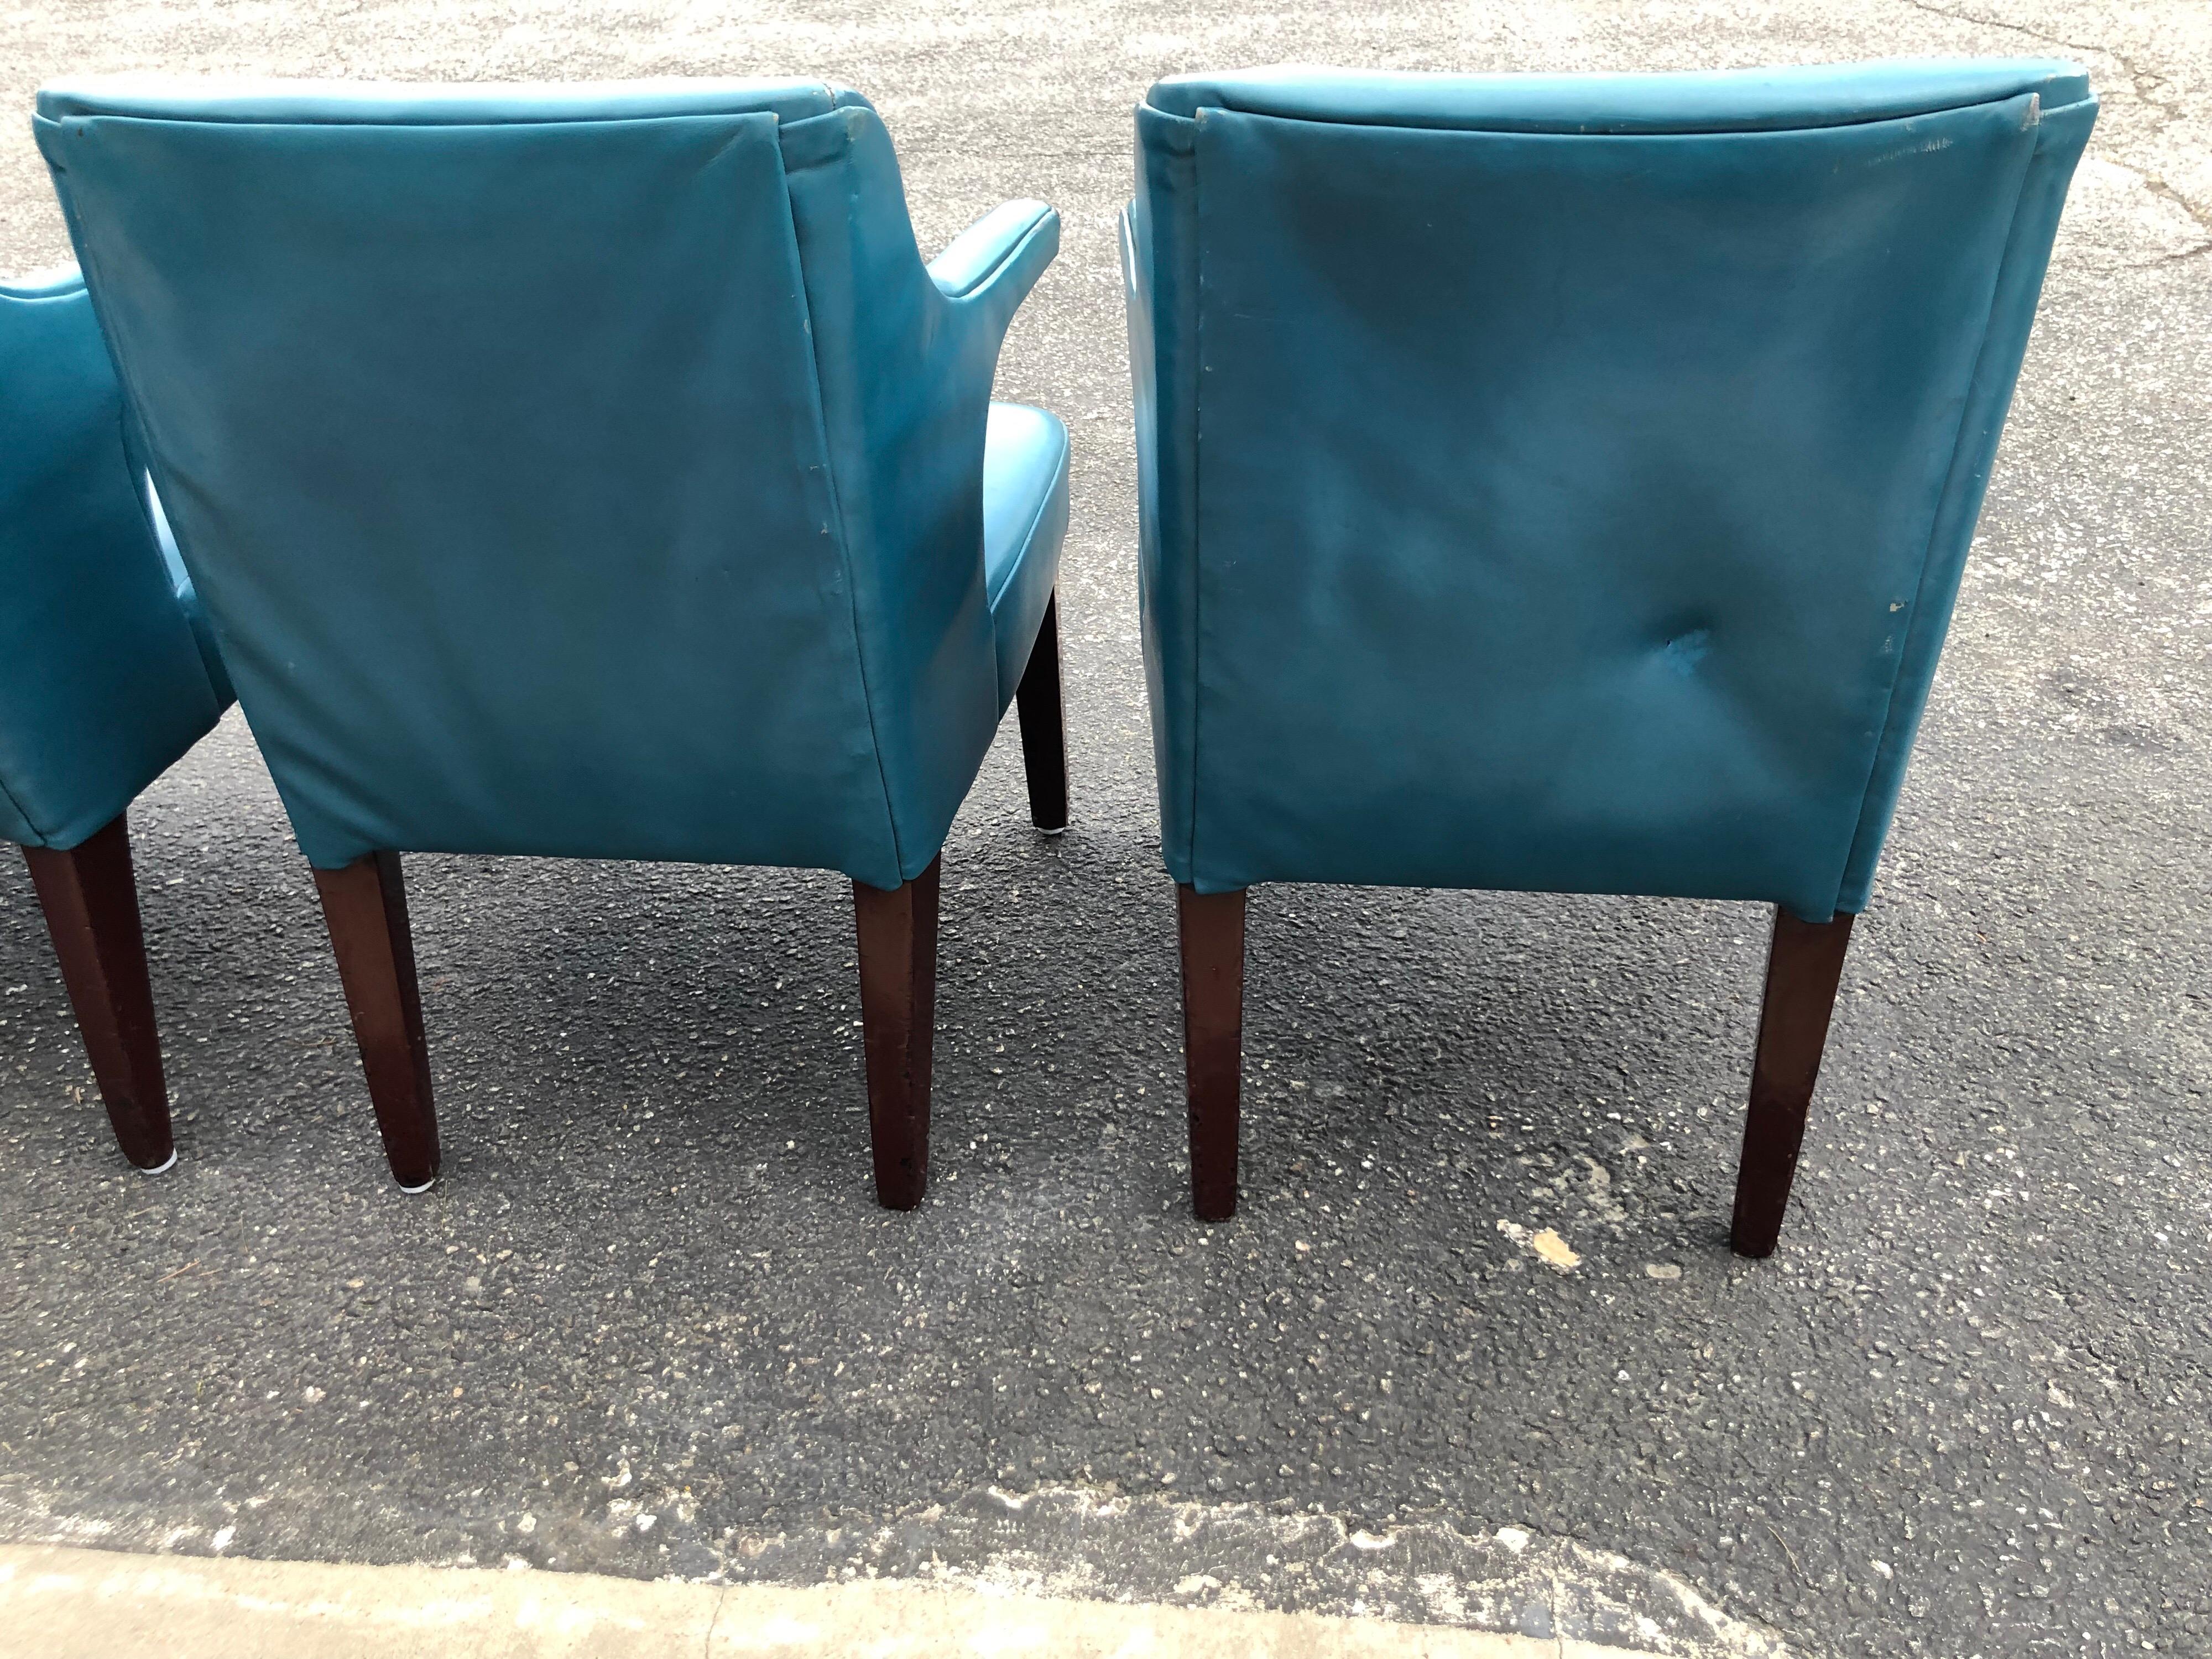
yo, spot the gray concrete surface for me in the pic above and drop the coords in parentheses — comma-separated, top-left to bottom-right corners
(1, 4, 2207, 1658)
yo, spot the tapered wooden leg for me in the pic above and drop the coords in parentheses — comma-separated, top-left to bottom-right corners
(20, 813, 174, 1172)
(853, 855, 941, 1210)
(1178, 884, 1246, 1222)
(312, 851, 439, 1191)
(1014, 593, 1068, 834)
(1731, 907, 1856, 1258)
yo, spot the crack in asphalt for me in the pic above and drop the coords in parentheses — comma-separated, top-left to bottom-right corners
(1890, 0, 2212, 263)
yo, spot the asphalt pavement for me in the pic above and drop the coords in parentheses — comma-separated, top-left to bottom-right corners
(2, 3, 2208, 1657)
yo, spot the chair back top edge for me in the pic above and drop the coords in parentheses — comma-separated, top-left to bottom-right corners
(1144, 58, 2091, 133)
(36, 75, 862, 128)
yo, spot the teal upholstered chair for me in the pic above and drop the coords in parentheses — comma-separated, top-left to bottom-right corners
(39, 77, 1071, 1205)
(1123, 60, 2095, 1249)
(3, 268, 233, 1171)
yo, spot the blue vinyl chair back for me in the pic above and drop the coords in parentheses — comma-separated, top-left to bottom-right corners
(1125, 60, 2095, 919)
(36, 79, 1059, 888)
(1, 269, 229, 851)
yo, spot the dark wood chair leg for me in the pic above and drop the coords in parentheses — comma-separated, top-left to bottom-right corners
(853, 854, 941, 1211)
(1731, 906, 1856, 1258)
(20, 812, 174, 1172)
(312, 851, 439, 1191)
(1178, 884, 1246, 1222)
(1014, 593, 1068, 834)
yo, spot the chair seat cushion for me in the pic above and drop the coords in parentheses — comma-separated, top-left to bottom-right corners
(982, 401, 1069, 709)
(142, 480, 234, 706)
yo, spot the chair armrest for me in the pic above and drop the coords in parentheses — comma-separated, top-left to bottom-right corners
(928, 199, 1060, 342)
(0, 274, 229, 846)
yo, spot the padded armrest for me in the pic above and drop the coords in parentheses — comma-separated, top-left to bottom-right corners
(1, 275, 230, 847)
(929, 199, 1060, 343)
(929, 199, 1055, 295)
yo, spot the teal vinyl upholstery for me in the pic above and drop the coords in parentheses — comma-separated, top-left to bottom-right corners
(2, 268, 230, 852)
(982, 402, 1071, 709)
(1124, 60, 2093, 920)
(36, 77, 1065, 888)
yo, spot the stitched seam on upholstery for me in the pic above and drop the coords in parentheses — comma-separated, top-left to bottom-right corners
(1183, 122, 1206, 885)
(1147, 86, 2074, 137)
(34, 103, 836, 132)
(0, 766, 46, 845)
(778, 118, 906, 881)
(1833, 111, 2042, 916)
